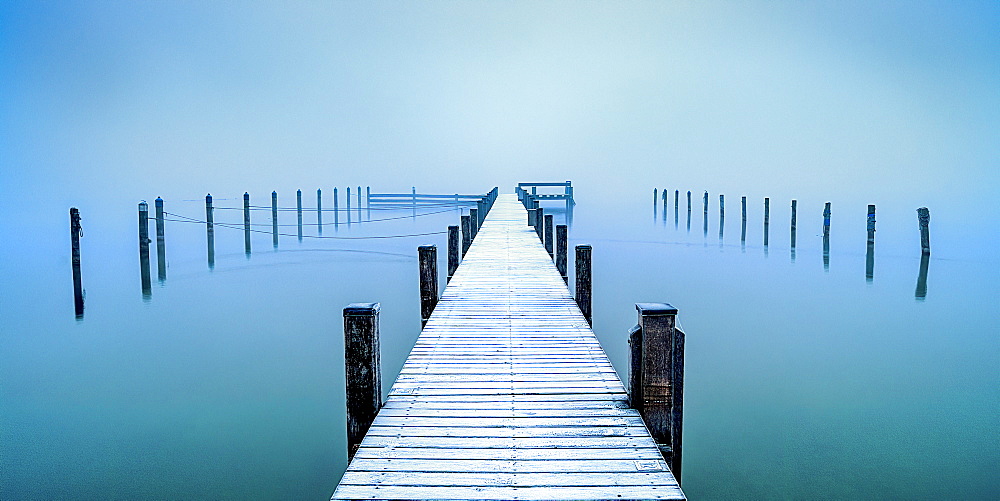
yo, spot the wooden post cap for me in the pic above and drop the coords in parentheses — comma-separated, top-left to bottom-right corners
(344, 303, 380, 316)
(635, 303, 678, 316)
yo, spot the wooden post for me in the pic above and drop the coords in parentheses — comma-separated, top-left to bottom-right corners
(358, 186, 362, 222)
(272, 191, 279, 248)
(630, 303, 684, 483)
(763, 197, 770, 247)
(866, 204, 876, 282)
(366, 186, 371, 220)
(535, 207, 545, 242)
(823, 202, 831, 270)
(477, 199, 485, 226)
(790, 200, 797, 249)
(674, 190, 679, 228)
(575, 245, 592, 326)
(411, 186, 417, 218)
(461, 215, 472, 257)
(347, 187, 352, 226)
(333, 188, 339, 228)
(544, 214, 554, 258)
(718, 195, 724, 241)
(662, 189, 668, 222)
(244, 192, 252, 255)
(343, 302, 381, 461)
(205, 194, 215, 269)
(154, 197, 166, 282)
(556, 224, 568, 282)
(686, 191, 691, 232)
(702, 191, 708, 236)
(317, 189, 323, 235)
(447, 225, 459, 282)
(418, 245, 438, 328)
(469, 208, 479, 241)
(741, 196, 747, 246)
(917, 207, 930, 255)
(297, 189, 303, 241)
(138, 202, 151, 298)
(70, 207, 84, 318)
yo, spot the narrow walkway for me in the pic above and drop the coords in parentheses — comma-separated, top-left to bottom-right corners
(332, 194, 685, 500)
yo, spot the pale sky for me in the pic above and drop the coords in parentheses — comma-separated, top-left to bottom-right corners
(2, 1, 997, 226)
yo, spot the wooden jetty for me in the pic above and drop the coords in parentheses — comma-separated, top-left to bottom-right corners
(332, 194, 685, 500)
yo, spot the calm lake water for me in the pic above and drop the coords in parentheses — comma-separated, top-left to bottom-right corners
(2, 187, 997, 500)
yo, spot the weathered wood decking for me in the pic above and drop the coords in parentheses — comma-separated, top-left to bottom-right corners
(332, 194, 685, 500)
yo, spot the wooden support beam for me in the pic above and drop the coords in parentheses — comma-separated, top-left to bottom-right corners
(575, 245, 592, 326)
(418, 245, 439, 328)
(630, 303, 684, 484)
(344, 303, 382, 461)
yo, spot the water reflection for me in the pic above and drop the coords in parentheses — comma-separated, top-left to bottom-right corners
(661, 189, 668, 225)
(915, 254, 930, 300)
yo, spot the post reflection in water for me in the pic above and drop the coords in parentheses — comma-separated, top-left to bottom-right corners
(915, 254, 930, 300)
(823, 234, 830, 271)
(866, 242, 875, 283)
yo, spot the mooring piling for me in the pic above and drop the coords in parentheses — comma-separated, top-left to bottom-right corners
(674, 190, 679, 228)
(418, 245, 438, 328)
(764, 197, 770, 248)
(333, 188, 339, 228)
(686, 191, 692, 232)
(575, 244, 592, 326)
(866, 204, 876, 283)
(702, 191, 708, 236)
(544, 214, 554, 258)
(154, 197, 166, 282)
(317, 189, 323, 235)
(469, 208, 479, 241)
(358, 186, 363, 222)
(205, 194, 215, 269)
(347, 187, 352, 226)
(243, 192, 252, 256)
(343, 303, 382, 461)
(823, 202, 831, 271)
(790, 199, 797, 249)
(535, 207, 545, 242)
(741, 196, 747, 249)
(917, 207, 930, 255)
(662, 189, 668, 222)
(411, 186, 416, 218)
(272, 191, 279, 247)
(70, 208, 84, 318)
(718, 194, 725, 241)
(138, 202, 151, 298)
(461, 215, 472, 257)
(630, 303, 685, 484)
(366, 186, 371, 220)
(556, 224, 568, 283)
(296, 189, 303, 241)
(447, 225, 459, 283)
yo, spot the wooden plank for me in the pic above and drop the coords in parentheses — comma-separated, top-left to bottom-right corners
(333, 485, 684, 500)
(339, 471, 679, 486)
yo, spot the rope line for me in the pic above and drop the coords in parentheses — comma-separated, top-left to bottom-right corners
(159, 213, 447, 239)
